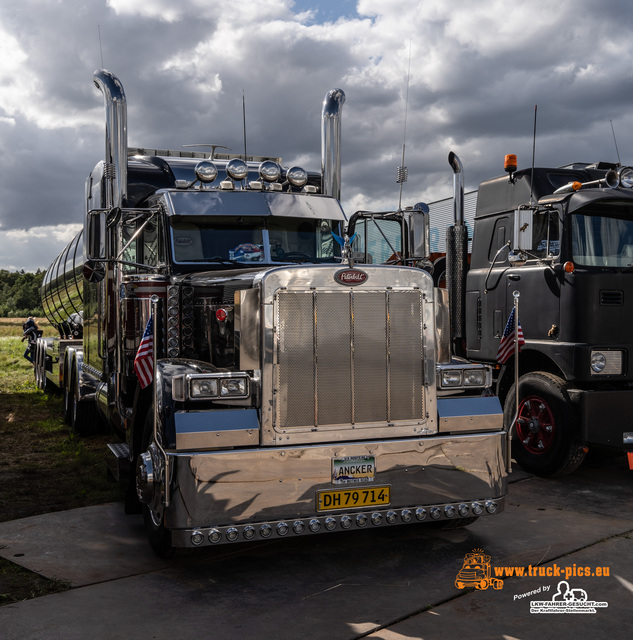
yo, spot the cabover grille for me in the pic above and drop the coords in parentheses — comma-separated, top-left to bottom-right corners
(600, 290, 623, 306)
(276, 289, 425, 429)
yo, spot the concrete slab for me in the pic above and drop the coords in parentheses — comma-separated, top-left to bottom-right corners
(0, 503, 169, 586)
(367, 534, 633, 639)
(0, 457, 631, 639)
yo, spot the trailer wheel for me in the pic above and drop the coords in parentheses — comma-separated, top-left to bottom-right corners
(35, 342, 49, 392)
(141, 409, 174, 559)
(63, 383, 72, 424)
(504, 372, 586, 477)
(69, 383, 101, 436)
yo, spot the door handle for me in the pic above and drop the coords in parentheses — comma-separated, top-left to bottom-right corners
(507, 274, 521, 281)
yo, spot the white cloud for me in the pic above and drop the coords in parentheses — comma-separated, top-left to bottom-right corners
(2, 0, 633, 271)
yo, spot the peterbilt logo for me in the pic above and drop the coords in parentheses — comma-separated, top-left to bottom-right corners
(334, 268, 368, 286)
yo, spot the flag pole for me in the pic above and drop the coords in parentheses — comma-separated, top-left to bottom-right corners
(508, 290, 521, 472)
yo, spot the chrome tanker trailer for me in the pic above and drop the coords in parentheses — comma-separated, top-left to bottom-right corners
(35, 69, 507, 556)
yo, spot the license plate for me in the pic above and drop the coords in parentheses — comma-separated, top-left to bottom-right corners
(317, 486, 390, 512)
(332, 455, 375, 484)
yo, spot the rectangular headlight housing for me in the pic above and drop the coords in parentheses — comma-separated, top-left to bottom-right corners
(172, 373, 250, 401)
(437, 363, 492, 391)
(590, 349, 623, 376)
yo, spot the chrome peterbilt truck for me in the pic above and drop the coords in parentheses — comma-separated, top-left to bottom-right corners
(36, 69, 507, 556)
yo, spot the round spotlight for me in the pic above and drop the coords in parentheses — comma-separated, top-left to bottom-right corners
(195, 161, 218, 183)
(485, 500, 498, 514)
(277, 522, 289, 536)
(191, 530, 204, 546)
(620, 167, 633, 188)
(415, 508, 427, 521)
(371, 512, 383, 526)
(471, 502, 483, 516)
(287, 166, 308, 187)
(444, 505, 456, 518)
(293, 520, 305, 534)
(243, 526, 256, 540)
(401, 509, 412, 523)
(226, 158, 249, 181)
(208, 529, 222, 544)
(309, 518, 321, 533)
(260, 523, 272, 538)
(325, 517, 337, 531)
(226, 527, 239, 542)
(430, 507, 442, 520)
(259, 160, 282, 183)
(340, 516, 352, 529)
(386, 511, 398, 524)
(458, 503, 470, 517)
(356, 514, 368, 527)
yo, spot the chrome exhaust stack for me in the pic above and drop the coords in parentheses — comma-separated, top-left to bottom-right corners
(93, 69, 128, 209)
(447, 151, 468, 358)
(321, 88, 346, 201)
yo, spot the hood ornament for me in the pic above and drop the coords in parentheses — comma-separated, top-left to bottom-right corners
(332, 230, 357, 268)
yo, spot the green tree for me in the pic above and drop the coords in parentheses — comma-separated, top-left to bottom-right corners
(0, 270, 45, 317)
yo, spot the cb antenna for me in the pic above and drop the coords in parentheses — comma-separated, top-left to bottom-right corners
(529, 104, 537, 206)
(98, 25, 104, 68)
(242, 90, 248, 160)
(397, 40, 412, 211)
(610, 120, 621, 166)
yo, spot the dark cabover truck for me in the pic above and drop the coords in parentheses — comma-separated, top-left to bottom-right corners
(463, 159, 633, 476)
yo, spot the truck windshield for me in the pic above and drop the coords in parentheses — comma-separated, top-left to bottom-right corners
(170, 216, 341, 265)
(571, 204, 633, 267)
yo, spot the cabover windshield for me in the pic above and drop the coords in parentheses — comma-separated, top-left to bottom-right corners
(571, 201, 633, 268)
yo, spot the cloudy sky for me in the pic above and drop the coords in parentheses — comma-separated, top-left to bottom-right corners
(1, 0, 632, 272)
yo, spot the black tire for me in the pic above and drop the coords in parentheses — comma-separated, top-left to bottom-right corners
(69, 384, 102, 436)
(141, 408, 174, 559)
(504, 372, 586, 477)
(63, 382, 72, 424)
(432, 256, 447, 288)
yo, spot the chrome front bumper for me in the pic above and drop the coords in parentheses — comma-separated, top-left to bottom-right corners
(163, 431, 507, 548)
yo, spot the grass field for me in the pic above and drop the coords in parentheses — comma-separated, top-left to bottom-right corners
(0, 319, 125, 605)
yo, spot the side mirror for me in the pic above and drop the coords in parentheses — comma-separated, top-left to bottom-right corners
(86, 210, 106, 261)
(407, 203, 430, 260)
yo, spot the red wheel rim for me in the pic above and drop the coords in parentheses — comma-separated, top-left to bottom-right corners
(515, 395, 555, 454)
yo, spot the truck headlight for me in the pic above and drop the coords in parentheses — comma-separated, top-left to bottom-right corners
(191, 378, 218, 398)
(463, 369, 486, 386)
(172, 374, 250, 401)
(441, 370, 463, 387)
(220, 378, 247, 397)
(590, 350, 623, 375)
(437, 363, 492, 390)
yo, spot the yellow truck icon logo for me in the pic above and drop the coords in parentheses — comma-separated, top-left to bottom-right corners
(455, 549, 504, 590)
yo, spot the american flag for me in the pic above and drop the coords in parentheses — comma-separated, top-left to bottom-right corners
(134, 316, 154, 389)
(496, 307, 525, 364)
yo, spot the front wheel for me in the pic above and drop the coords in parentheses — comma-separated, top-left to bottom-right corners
(140, 408, 174, 559)
(504, 372, 586, 477)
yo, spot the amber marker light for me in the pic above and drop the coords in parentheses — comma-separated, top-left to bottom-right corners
(564, 261, 575, 273)
(572, 181, 582, 191)
(504, 154, 517, 173)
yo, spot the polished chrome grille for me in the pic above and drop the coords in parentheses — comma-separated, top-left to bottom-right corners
(276, 289, 425, 429)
